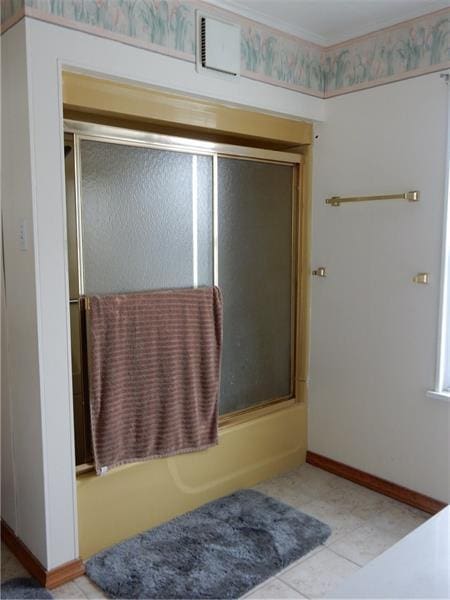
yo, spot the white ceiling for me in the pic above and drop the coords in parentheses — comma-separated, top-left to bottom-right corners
(205, 0, 450, 45)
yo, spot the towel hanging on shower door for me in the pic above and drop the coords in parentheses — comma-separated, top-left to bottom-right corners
(86, 286, 223, 474)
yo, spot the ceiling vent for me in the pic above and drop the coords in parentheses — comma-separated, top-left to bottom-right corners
(197, 14, 240, 78)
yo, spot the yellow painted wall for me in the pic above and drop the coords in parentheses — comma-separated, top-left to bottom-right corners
(77, 402, 306, 558)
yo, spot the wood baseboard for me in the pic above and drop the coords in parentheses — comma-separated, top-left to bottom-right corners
(306, 451, 447, 515)
(1, 521, 85, 589)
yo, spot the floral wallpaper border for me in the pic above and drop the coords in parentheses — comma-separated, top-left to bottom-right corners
(1, 0, 449, 97)
(1, 0, 24, 30)
(323, 8, 450, 97)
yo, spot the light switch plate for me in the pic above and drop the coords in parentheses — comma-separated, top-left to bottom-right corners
(19, 219, 28, 251)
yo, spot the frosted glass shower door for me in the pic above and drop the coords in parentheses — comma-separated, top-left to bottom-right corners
(74, 134, 297, 420)
(79, 140, 213, 294)
(218, 157, 294, 414)
(66, 122, 302, 465)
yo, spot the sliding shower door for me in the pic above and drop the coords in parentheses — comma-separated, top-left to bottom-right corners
(65, 122, 301, 465)
(218, 158, 294, 413)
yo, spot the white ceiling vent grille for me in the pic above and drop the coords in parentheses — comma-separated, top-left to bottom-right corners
(197, 14, 240, 78)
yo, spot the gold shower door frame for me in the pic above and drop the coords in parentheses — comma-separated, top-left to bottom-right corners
(64, 120, 304, 469)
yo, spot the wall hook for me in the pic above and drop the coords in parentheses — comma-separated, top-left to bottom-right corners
(412, 273, 429, 284)
(312, 267, 327, 278)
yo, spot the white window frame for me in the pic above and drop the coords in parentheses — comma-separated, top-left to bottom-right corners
(428, 72, 450, 402)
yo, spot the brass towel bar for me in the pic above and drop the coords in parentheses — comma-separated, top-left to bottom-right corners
(325, 190, 420, 207)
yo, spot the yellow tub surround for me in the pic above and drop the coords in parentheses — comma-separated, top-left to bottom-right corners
(78, 402, 306, 558)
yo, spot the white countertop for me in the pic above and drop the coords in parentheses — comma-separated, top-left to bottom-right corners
(330, 506, 450, 599)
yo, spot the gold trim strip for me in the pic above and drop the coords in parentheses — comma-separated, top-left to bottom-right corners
(213, 155, 219, 287)
(64, 120, 303, 165)
(216, 153, 299, 167)
(73, 135, 85, 295)
(326, 191, 420, 206)
(296, 157, 310, 399)
(192, 155, 198, 288)
(290, 166, 299, 399)
(218, 396, 295, 428)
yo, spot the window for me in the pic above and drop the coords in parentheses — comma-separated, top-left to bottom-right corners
(428, 77, 450, 401)
(433, 161, 450, 396)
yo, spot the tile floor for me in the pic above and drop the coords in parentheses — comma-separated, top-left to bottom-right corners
(1, 464, 429, 599)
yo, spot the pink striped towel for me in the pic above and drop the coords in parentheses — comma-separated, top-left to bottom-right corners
(86, 287, 222, 474)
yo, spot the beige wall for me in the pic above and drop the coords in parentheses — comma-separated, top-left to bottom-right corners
(310, 72, 450, 503)
(1, 20, 49, 560)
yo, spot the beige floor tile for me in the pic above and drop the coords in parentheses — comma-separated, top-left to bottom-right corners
(1, 543, 14, 564)
(244, 577, 306, 599)
(281, 465, 346, 500)
(319, 482, 393, 521)
(329, 523, 401, 566)
(253, 474, 314, 508)
(2, 466, 426, 600)
(0, 553, 29, 582)
(276, 546, 325, 578)
(280, 548, 359, 599)
(298, 499, 365, 545)
(51, 580, 87, 599)
(367, 503, 428, 537)
(72, 575, 108, 599)
(375, 496, 429, 519)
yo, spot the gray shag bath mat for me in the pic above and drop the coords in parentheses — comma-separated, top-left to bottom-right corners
(0, 578, 53, 599)
(86, 489, 331, 599)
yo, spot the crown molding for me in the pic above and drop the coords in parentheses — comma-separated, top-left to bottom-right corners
(322, 4, 450, 46)
(201, 0, 328, 46)
(202, 0, 450, 47)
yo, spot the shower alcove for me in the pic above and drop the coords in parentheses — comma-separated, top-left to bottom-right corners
(62, 72, 312, 558)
